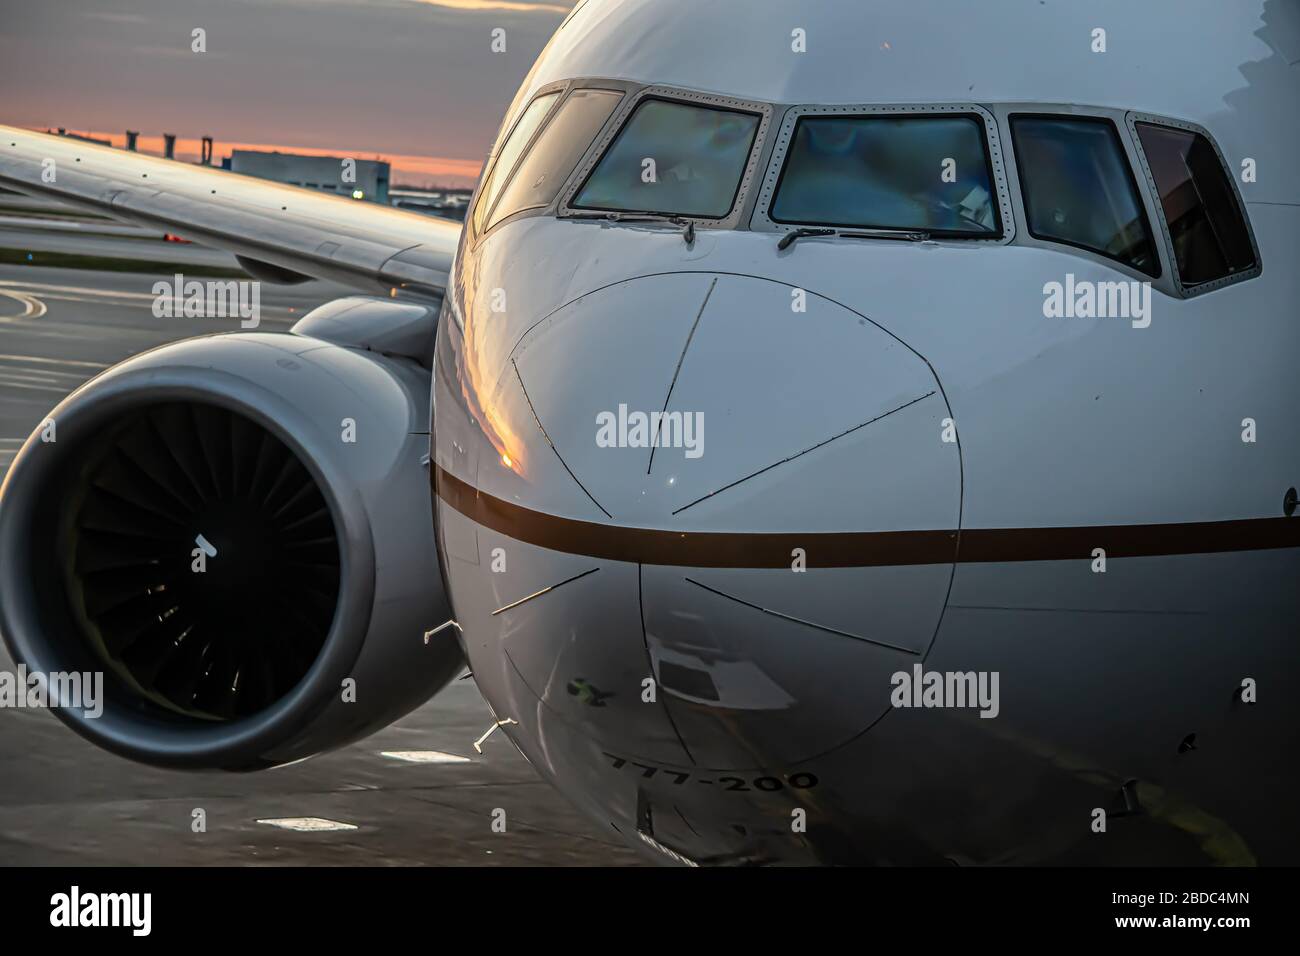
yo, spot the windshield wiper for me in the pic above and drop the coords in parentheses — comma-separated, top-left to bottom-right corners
(777, 226, 932, 250)
(841, 228, 931, 242)
(567, 209, 695, 246)
(777, 227, 836, 250)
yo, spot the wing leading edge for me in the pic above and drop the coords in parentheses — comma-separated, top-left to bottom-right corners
(0, 125, 462, 296)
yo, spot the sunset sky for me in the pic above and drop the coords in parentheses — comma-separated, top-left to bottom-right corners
(0, 0, 580, 188)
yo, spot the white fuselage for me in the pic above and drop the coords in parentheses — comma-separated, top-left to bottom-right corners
(430, 0, 1300, 864)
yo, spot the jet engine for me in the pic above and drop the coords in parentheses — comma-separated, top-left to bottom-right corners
(0, 296, 462, 769)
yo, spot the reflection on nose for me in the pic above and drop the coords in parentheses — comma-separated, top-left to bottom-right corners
(641, 564, 945, 768)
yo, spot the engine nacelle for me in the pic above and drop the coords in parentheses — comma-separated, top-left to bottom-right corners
(0, 297, 461, 769)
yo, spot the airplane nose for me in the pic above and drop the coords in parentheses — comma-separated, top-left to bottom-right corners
(446, 271, 961, 769)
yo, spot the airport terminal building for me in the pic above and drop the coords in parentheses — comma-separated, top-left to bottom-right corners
(225, 150, 390, 203)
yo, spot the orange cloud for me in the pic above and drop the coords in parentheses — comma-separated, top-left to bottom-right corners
(409, 0, 572, 14)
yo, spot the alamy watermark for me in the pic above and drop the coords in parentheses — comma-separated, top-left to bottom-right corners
(152, 273, 261, 328)
(0, 666, 103, 718)
(1043, 273, 1151, 329)
(50, 886, 150, 936)
(890, 663, 999, 718)
(596, 404, 704, 459)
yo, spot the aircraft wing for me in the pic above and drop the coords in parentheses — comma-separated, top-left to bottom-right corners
(0, 125, 462, 296)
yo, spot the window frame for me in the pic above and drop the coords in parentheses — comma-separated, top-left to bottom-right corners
(469, 84, 1260, 304)
(752, 103, 1014, 244)
(1007, 111, 1163, 280)
(765, 111, 1006, 239)
(469, 79, 638, 247)
(558, 86, 774, 230)
(1125, 111, 1261, 297)
(483, 87, 625, 233)
(469, 82, 566, 241)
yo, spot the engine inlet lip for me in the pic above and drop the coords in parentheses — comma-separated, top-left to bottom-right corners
(0, 360, 377, 769)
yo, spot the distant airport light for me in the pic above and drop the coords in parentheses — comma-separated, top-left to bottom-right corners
(380, 751, 471, 764)
(351, 189, 365, 200)
(256, 817, 358, 832)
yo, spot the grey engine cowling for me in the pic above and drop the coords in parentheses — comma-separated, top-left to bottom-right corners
(0, 296, 461, 769)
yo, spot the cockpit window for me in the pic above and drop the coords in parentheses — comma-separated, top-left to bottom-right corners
(1010, 116, 1159, 277)
(1133, 122, 1256, 287)
(486, 89, 622, 232)
(769, 115, 1001, 236)
(571, 98, 761, 219)
(473, 91, 559, 235)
